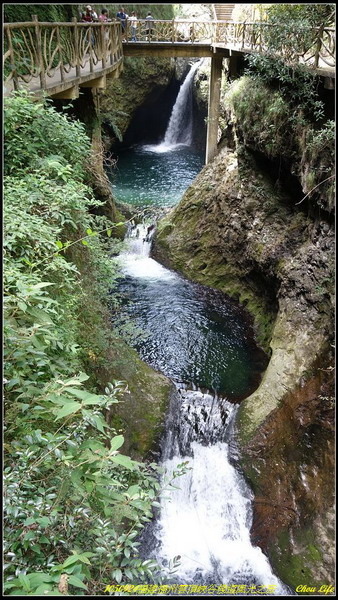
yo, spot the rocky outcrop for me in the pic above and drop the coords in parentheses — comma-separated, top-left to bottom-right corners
(97, 336, 173, 461)
(152, 142, 335, 588)
(223, 76, 335, 214)
(101, 57, 177, 147)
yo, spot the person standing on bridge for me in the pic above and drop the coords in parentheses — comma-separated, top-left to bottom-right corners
(81, 5, 98, 22)
(145, 11, 154, 40)
(99, 8, 111, 22)
(116, 7, 128, 40)
(128, 11, 138, 41)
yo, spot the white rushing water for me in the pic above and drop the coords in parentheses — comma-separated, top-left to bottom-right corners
(152, 391, 289, 593)
(143, 60, 202, 153)
(118, 228, 291, 593)
(118, 224, 176, 280)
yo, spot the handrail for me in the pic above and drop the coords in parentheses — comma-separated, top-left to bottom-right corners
(3, 20, 124, 92)
(3, 19, 335, 94)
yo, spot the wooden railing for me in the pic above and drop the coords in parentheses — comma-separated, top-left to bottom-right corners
(124, 19, 335, 70)
(3, 19, 335, 93)
(124, 19, 216, 44)
(3, 19, 123, 92)
(216, 21, 336, 69)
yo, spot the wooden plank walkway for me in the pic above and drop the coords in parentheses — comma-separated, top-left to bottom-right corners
(3, 19, 335, 99)
(4, 57, 123, 98)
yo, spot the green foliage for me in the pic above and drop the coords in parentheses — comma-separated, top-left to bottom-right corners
(4, 4, 79, 23)
(4, 92, 90, 178)
(243, 4, 335, 123)
(300, 120, 335, 211)
(101, 109, 130, 143)
(226, 76, 297, 158)
(245, 55, 325, 122)
(4, 3, 174, 25)
(304, 119, 335, 156)
(108, 4, 174, 20)
(3, 91, 179, 595)
(265, 4, 335, 29)
(3, 377, 174, 594)
(226, 77, 334, 210)
(256, 4, 335, 67)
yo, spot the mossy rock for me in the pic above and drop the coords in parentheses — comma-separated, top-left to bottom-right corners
(103, 337, 173, 460)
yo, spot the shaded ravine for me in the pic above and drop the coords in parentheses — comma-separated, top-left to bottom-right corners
(108, 61, 204, 208)
(116, 227, 291, 594)
(111, 63, 291, 592)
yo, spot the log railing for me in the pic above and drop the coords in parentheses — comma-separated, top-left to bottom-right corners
(3, 19, 123, 92)
(124, 19, 216, 44)
(215, 21, 335, 68)
(3, 19, 335, 93)
(124, 19, 335, 70)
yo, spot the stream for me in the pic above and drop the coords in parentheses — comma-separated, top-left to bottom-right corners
(109, 63, 292, 594)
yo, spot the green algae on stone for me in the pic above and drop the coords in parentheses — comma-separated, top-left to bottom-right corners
(106, 337, 173, 460)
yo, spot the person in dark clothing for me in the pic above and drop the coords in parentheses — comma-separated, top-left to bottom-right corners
(116, 6, 127, 35)
(145, 11, 154, 38)
(81, 5, 98, 22)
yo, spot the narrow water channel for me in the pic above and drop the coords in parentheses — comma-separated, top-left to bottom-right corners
(116, 228, 289, 594)
(118, 226, 267, 400)
(109, 64, 292, 594)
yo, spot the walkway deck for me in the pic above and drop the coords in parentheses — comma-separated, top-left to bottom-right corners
(4, 58, 123, 98)
(3, 19, 335, 99)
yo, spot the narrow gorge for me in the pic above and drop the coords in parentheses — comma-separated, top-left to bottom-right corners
(4, 3, 335, 597)
(104, 45, 334, 593)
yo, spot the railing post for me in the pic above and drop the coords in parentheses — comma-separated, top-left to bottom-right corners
(172, 19, 175, 43)
(32, 15, 46, 89)
(6, 27, 19, 91)
(314, 24, 324, 68)
(56, 25, 65, 82)
(212, 21, 217, 45)
(101, 23, 106, 68)
(191, 22, 195, 43)
(251, 23, 255, 49)
(89, 24, 94, 72)
(112, 23, 116, 65)
(72, 17, 81, 78)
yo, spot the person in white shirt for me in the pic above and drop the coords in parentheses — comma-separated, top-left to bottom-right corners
(128, 11, 138, 41)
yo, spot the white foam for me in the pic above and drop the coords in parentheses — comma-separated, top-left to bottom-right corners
(153, 393, 288, 593)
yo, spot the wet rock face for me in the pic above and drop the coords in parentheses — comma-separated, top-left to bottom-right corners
(101, 57, 176, 147)
(246, 365, 335, 588)
(152, 146, 335, 589)
(153, 149, 334, 356)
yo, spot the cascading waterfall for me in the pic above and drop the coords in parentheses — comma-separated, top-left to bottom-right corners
(143, 60, 202, 153)
(163, 61, 201, 147)
(118, 228, 291, 594)
(148, 390, 290, 593)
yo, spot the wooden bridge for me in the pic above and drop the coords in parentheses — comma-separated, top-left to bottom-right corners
(4, 17, 335, 160)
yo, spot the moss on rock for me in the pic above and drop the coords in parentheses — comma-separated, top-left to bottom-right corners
(152, 136, 334, 588)
(101, 57, 175, 145)
(97, 336, 173, 460)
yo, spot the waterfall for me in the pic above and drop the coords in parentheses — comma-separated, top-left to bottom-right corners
(144, 390, 291, 594)
(143, 61, 202, 153)
(117, 227, 291, 594)
(118, 223, 176, 280)
(163, 61, 201, 147)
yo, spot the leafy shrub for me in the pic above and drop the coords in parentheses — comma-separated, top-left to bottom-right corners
(4, 91, 90, 178)
(4, 91, 178, 595)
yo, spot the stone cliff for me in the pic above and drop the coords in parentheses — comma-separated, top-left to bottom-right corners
(152, 75, 335, 589)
